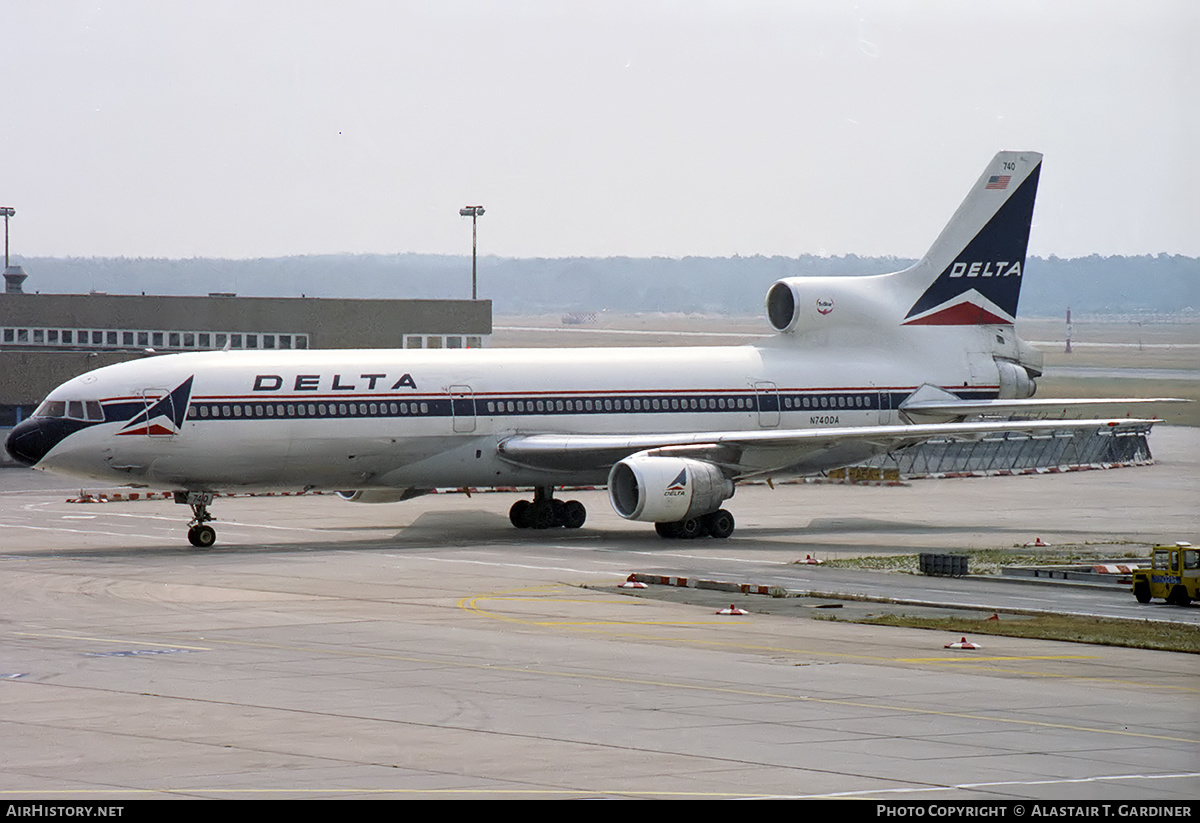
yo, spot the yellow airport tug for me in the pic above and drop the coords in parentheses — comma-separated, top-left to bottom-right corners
(1132, 543, 1198, 606)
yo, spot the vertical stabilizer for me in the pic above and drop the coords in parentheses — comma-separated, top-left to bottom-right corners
(900, 151, 1042, 325)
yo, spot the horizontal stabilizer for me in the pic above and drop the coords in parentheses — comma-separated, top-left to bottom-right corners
(900, 397, 1188, 419)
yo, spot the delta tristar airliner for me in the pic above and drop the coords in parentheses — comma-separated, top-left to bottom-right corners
(5, 152, 1165, 547)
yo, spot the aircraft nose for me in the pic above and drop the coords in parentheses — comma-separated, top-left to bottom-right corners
(6, 418, 56, 467)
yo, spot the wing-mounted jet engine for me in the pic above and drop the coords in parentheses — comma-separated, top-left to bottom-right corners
(608, 454, 736, 538)
(337, 489, 430, 504)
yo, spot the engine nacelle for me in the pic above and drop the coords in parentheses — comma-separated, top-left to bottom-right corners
(765, 275, 896, 334)
(998, 359, 1036, 400)
(996, 359, 1037, 399)
(607, 455, 733, 523)
(336, 489, 428, 504)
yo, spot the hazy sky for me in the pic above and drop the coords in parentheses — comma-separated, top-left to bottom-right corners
(3, 1, 1197, 260)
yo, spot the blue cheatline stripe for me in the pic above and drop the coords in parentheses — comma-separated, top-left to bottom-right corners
(180, 387, 1001, 423)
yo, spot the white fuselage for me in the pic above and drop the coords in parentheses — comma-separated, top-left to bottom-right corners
(12, 150, 1053, 514)
(29, 329, 1004, 493)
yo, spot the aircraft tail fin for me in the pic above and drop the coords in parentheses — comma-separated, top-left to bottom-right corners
(899, 151, 1042, 325)
(764, 151, 1043, 335)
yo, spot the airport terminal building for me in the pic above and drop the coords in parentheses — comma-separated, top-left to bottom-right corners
(0, 279, 492, 433)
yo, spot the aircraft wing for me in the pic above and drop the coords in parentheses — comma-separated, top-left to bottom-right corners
(496, 417, 1157, 479)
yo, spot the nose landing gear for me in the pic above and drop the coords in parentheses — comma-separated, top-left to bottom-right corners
(188, 522, 216, 548)
(175, 491, 217, 548)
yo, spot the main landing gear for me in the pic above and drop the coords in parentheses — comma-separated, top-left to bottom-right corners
(174, 491, 217, 548)
(654, 509, 735, 540)
(509, 487, 587, 530)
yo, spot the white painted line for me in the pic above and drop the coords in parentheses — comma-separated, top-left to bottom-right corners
(385, 554, 623, 575)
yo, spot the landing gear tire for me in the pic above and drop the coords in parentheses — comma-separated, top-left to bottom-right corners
(509, 500, 532, 528)
(562, 500, 586, 529)
(188, 524, 216, 548)
(529, 500, 557, 530)
(655, 521, 680, 538)
(510, 491, 587, 530)
(704, 509, 735, 539)
(655, 509, 735, 539)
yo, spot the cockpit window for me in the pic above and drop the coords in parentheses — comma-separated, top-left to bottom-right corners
(36, 400, 66, 418)
(35, 399, 105, 421)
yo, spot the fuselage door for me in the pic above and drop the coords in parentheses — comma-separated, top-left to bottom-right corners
(873, 385, 890, 425)
(449, 385, 476, 433)
(753, 381, 780, 428)
(140, 388, 176, 437)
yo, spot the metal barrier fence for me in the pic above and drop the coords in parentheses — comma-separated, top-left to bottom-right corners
(849, 423, 1154, 479)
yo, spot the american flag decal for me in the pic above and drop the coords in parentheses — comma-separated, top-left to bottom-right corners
(985, 174, 1011, 190)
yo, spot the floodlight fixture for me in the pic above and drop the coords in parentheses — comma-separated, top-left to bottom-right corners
(459, 205, 485, 300)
